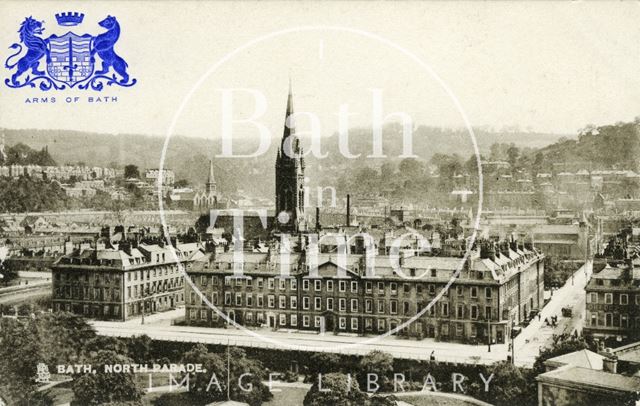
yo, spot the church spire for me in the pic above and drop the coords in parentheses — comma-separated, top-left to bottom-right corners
(280, 79, 299, 156)
(206, 159, 216, 194)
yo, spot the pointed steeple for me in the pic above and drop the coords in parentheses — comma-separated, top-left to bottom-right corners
(206, 159, 216, 194)
(280, 79, 299, 157)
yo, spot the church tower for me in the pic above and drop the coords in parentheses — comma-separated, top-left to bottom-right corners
(275, 82, 306, 233)
(206, 159, 216, 194)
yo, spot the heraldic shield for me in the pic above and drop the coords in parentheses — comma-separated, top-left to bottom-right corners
(47, 32, 94, 86)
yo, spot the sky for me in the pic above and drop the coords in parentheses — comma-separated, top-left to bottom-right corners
(1, 1, 640, 142)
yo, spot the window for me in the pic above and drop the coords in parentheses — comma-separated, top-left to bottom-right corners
(351, 281, 358, 292)
(326, 298, 334, 310)
(485, 287, 492, 299)
(605, 293, 613, 304)
(365, 318, 373, 331)
(245, 312, 253, 323)
(457, 304, 464, 318)
(339, 298, 346, 311)
(403, 302, 410, 315)
(591, 313, 597, 326)
(430, 268, 437, 277)
(279, 296, 286, 309)
(366, 282, 372, 293)
(339, 281, 346, 292)
(403, 284, 410, 294)
(201, 275, 208, 286)
(290, 279, 297, 290)
(303, 316, 310, 327)
(605, 313, 613, 327)
(279, 279, 286, 290)
(377, 282, 385, 294)
(442, 303, 449, 317)
(326, 280, 333, 292)
(224, 292, 231, 305)
(268, 278, 275, 290)
(235, 293, 242, 306)
(291, 314, 297, 326)
(470, 287, 477, 298)
(212, 292, 219, 305)
(247, 295, 253, 307)
(303, 280, 310, 291)
(314, 316, 321, 328)
(456, 324, 463, 336)
(390, 283, 397, 294)
(290, 296, 297, 309)
(257, 294, 264, 307)
(377, 319, 385, 331)
(279, 314, 287, 326)
(315, 280, 322, 292)
(485, 306, 492, 320)
(365, 299, 373, 313)
(428, 284, 435, 295)
(621, 294, 629, 305)
(246, 278, 252, 288)
(315, 297, 322, 310)
(471, 305, 478, 320)
(257, 277, 264, 289)
(351, 299, 358, 312)
(303, 296, 310, 310)
(377, 300, 384, 313)
(339, 317, 346, 330)
(351, 318, 358, 330)
(441, 323, 449, 336)
(590, 293, 598, 304)
(190, 309, 196, 320)
(470, 325, 477, 338)
(456, 286, 464, 296)
(622, 314, 629, 328)
(390, 300, 398, 314)
(268, 295, 275, 308)
(200, 309, 207, 320)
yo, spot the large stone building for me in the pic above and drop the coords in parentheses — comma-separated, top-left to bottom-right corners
(51, 241, 203, 321)
(583, 262, 640, 342)
(184, 240, 544, 344)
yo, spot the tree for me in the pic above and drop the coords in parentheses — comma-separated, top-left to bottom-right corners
(174, 179, 190, 188)
(506, 145, 520, 172)
(0, 318, 43, 404)
(72, 350, 143, 405)
(123, 164, 140, 179)
(306, 352, 343, 381)
(181, 344, 272, 406)
(532, 338, 590, 375)
(125, 335, 152, 364)
(303, 372, 366, 406)
(358, 351, 394, 392)
(469, 361, 531, 406)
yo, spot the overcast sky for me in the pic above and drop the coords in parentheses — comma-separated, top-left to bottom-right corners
(1, 1, 640, 141)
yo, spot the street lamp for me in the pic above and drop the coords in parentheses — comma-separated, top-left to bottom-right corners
(487, 314, 491, 353)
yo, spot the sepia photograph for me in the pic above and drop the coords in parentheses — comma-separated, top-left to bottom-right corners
(0, 1, 639, 405)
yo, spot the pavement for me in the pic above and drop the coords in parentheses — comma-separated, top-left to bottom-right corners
(92, 261, 593, 368)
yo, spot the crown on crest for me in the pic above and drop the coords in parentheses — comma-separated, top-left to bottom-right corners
(55, 12, 84, 26)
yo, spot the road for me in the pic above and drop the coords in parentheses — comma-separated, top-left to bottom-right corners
(93, 309, 512, 366)
(513, 260, 591, 366)
(0, 281, 50, 305)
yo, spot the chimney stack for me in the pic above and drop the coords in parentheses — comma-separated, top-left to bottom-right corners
(603, 355, 618, 374)
(346, 194, 351, 227)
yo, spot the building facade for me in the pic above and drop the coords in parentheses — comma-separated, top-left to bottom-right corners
(184, 241, 544, 344)
(583, 263, 640, 341)
(51, 242, 203, 321)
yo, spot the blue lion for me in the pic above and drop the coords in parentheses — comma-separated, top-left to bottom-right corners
(5, 17, 50, 85)
(91, 15, 129, 83)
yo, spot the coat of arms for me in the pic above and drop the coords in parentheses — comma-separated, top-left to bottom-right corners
(4, 12, 136, 91)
